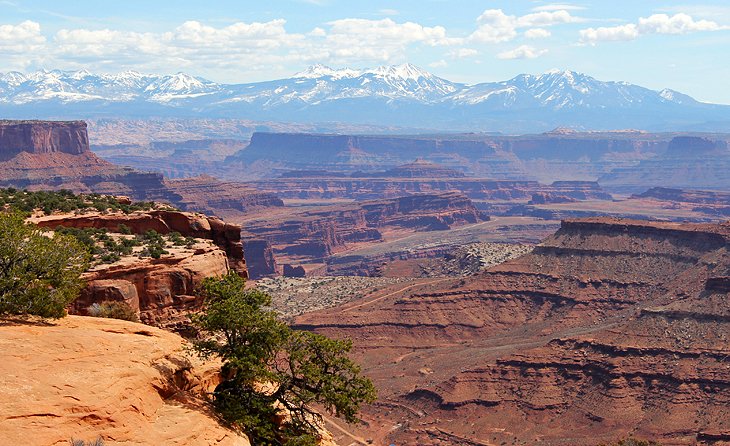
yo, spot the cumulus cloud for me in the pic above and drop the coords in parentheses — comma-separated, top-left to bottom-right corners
(322, 18, 459, 63)
(0, 20, 45, 53)
(0, 10, 576, 76)
(580, 13, 728, 44)
(524, 28, 552, 39)
(497, 45, 548, 59)
(468, 8, 577, 43)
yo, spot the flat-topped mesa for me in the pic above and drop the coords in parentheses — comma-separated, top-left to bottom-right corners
(555, 217, 730, 244)
(0, 120, 89, 157)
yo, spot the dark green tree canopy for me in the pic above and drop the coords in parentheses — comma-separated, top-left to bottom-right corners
(0, 211, 89, 318)
(192, 272, 376, 446)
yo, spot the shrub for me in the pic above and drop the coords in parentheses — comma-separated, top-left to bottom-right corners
(70, 438, 104, 446)
(192, 272, 376, 445)
(87, 301, 139, 322)
(0, 212, 89, 318)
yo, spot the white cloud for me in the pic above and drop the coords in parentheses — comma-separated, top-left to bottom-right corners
(638, 13, 725, 34)
(322, 18, 459, 63)
(580, 13, 728, 44)
(0, 20, 45, 53)
(524, 28, 552, 39)
(497, 45, 548, 59)
(469, 8, 579, 44)
(532, 4, 586, 12)
(429, 59, 448, 68)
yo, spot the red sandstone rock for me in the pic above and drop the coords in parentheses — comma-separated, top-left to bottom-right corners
(243, 239, 278, 279)
(294, 217, 730, 445)
(0, 120, 89, 157)
(34, 209, 247, 277)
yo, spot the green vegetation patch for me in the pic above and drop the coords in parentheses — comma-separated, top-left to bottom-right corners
(0, 188, 160, 216)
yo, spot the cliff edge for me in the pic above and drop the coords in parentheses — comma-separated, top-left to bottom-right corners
(0, 316, 249, 445)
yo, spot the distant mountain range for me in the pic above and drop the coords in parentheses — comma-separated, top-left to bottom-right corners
(1, 64, 729, 133)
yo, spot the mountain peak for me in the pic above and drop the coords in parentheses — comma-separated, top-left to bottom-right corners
(294, 64, 360, 80)
(366, 63, 433, 81)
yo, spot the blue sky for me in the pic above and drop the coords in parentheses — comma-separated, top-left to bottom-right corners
(2, 0, 730, 102)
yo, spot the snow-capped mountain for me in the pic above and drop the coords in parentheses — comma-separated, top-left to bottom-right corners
(0, 65, 728, 132)
(0, 69, 218, 104)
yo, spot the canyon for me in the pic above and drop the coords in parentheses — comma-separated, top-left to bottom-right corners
(294, 217, 730, 445)
(239, 191, 488, 277)
(5, 119, 730, 445)
(0, 120, 282, 217)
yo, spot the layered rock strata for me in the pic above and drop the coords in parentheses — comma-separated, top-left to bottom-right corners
(242, 192, 487, 261)
(34, 210, 246, 326)
(295, 217, 730, 445)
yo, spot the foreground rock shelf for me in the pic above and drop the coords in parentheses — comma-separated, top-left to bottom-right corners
(0, 316, 249, 446)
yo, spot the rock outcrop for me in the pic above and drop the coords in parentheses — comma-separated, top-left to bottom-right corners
(33, 209, 246, 326)
(600, 136, 730, 192)
(0, 119, 89, 158)
(243, 239, 278, 279)
(295, 217, 730, 445)
(248, 175, 612, 204)
(0, 121, 285, 218)
(0, 316, 249, 445)
(242, 192, 487, 262)
(35, 209, 246, 276)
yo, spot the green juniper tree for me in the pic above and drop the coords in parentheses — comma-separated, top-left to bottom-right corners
(192, 272, 376, 446)
(0, 211, 89, 318)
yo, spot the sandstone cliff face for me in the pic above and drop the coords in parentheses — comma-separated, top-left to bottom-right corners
(35, 210, 246, 276)
(232, 131, 670, 182)
(295, 217, 730, 445)
(34, 210, 246, 326)
(243, 239, 278, 279)
(0, 120, 173, 200)
(248, 176, 612, 204)
(0, 120, 89, 158)
(163, 175, 284, 216)
(242, 192, 487, 262)
(0, 316, 249, 446)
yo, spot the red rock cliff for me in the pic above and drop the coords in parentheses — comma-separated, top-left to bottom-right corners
(0, 120, 89, 158)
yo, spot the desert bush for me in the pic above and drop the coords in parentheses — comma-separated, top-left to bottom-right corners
(0, 212, 89, 318)
(70, 438, 104, 446)
(87, 301, 139, 322)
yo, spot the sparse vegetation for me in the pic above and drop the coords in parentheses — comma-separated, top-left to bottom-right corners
(87, 301, 139, 322)
(0, 211, 89, 318)
(70, 437, 104, 446)
(192, 272, 377, 446)
(0, 188, 161, 216)
(51, 227, 203, 265)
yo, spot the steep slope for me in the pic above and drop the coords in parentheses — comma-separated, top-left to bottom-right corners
(0, 316, 249, 446)
(294, 218, 730, 445)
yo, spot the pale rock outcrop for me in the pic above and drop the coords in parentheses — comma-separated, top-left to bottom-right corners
(0, 316, 250, 446)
